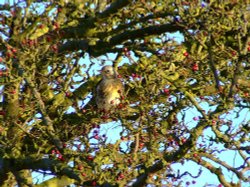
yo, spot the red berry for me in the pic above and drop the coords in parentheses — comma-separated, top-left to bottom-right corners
(77, 144, 81, 150)
(132, 73, 137, 78)
(6, 52, 12, 58)
(9, 90, 16, 94)
(193, 153, 198, 157)
(193, 116, 199, 121)
(181, 138, 186, 143)
(139, 142, 144, 148)
(92, 181, 96, 186)
(53, 22, 60, 30)
(0, 111, 6, 116)
(46, 36, 52, 42)
(81, 172, 86, 176)
(118, 173, 124, 180)
(212, 120, 216, 125)
(248, 46, 250, 52)
(101, 115, 109, 120)
(51, 44, 58, 52)
(57, 8, 62, 13)
(65, 92, 71, 97)
(231, 51, 237, 56)
(127, 158, 132, 164)
(117, 103, 123, 109)
(11, 48, 17, 53)
(163, 88, 170, 95)
(78, 165, 83, 170)
(0, 57, 3, 62)
(38, 24, 44, 29)
(28, 40, 35, 47)
(183, 51, 189, 57)
(192, 63, 199, 71)
(87, 155, 94, 161)
(125, 51, 131, 56)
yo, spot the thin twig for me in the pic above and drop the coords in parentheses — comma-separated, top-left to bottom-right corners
(133, 133, 140, 161)
(207, 38, 220, 90)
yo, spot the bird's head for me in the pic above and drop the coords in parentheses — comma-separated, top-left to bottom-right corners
(100, 65, 117, 79)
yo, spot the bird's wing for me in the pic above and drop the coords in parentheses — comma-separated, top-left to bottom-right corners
(113, 79, 124, 95)
(96, 79, 106, 94)
(95, 78, 124, 110)
(97, 79, 123, 95)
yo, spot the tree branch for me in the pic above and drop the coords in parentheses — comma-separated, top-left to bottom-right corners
(0, 157, 80, 182)
(192, 157, 242, 187)
(199, 152, 249, 182)
(25, 77, 63, 150)
(57, 0, 132, 40)
(58, 23, 183, 56)
(35, 176, 75, 187)
(207, 38, 221, 90)
(132, 160, 164, 187)
(98, 0, 133, 19)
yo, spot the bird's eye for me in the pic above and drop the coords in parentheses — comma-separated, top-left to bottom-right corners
(105, 70, 110, 73)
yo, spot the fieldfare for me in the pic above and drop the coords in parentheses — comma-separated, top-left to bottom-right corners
(95, 65, 124, 112)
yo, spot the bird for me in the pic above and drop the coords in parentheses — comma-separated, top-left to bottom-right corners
(95, 65, 124, 112)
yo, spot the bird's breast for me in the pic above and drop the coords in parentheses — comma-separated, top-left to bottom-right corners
(101, 79, 123, 93)
(97, 79, 123, 107)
